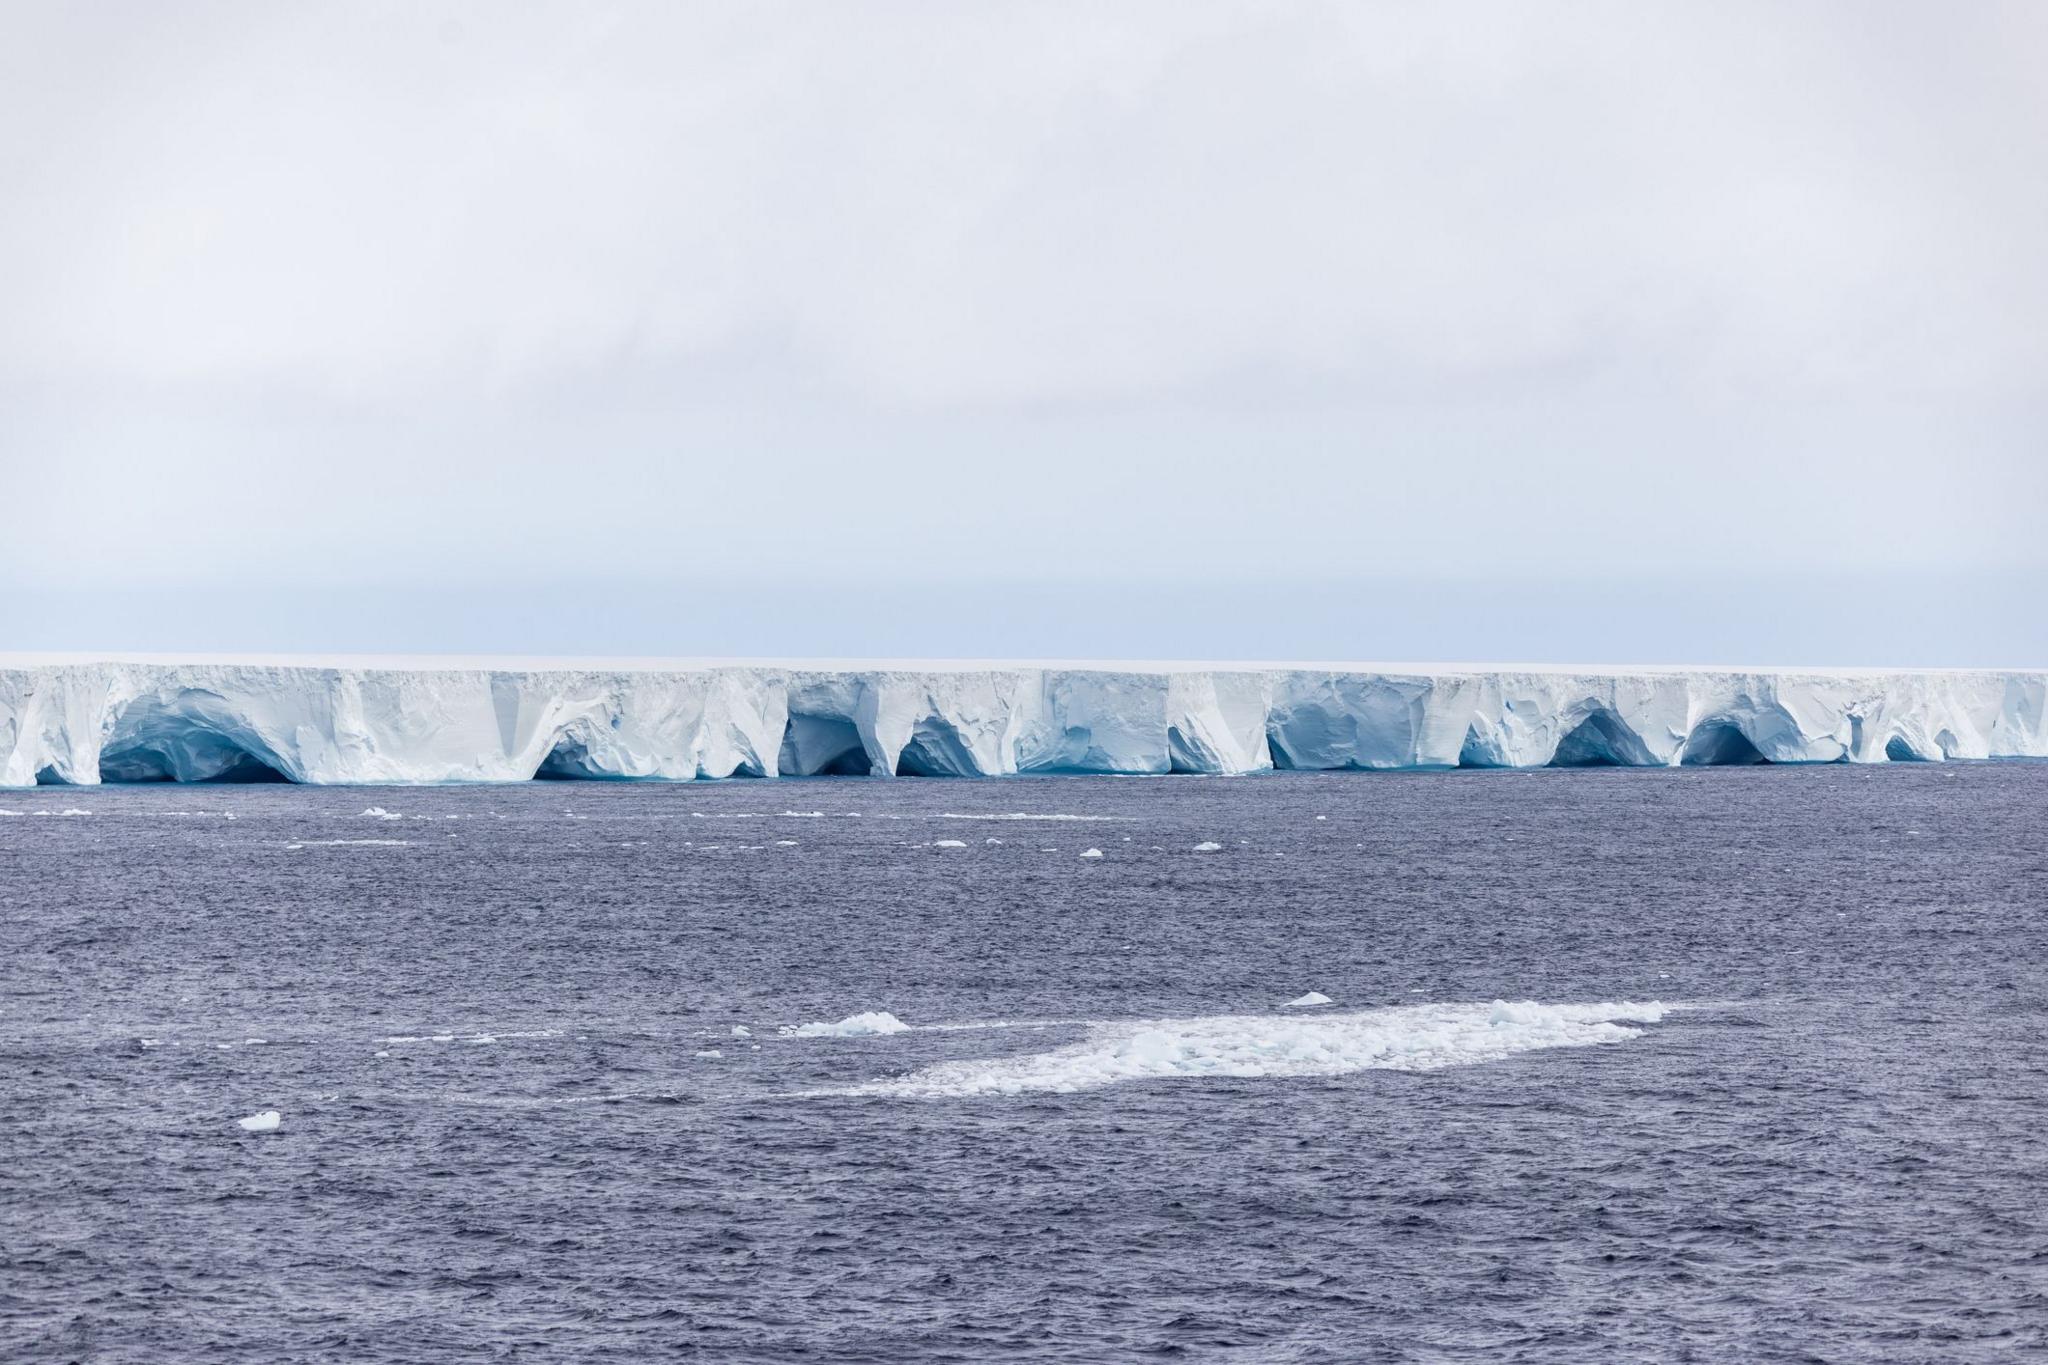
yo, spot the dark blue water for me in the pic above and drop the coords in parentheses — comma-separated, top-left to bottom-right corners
(4, 766, 2045, 1361)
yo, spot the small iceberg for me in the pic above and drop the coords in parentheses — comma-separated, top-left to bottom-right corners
(1079, 848, 1104, 859)
(731, 1025, 752, 1038)
(237, 1110, 282, 1133)
(695, 1049, 723, 1059)
(361, 807, 402, 821)
(932, 839, 967, 848)
(1193, 841, 1223, 852)
(1282, 991, 1333, 1008)
(784, 1011, 910, 1038)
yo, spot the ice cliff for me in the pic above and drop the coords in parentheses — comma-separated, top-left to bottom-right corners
(2, 659, 2042, 786)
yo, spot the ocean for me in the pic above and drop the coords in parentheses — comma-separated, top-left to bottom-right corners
(4, 764, 2044, 1361)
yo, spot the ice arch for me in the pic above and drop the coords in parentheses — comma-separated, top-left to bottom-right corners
(1680, 722, 1769, 766)
(779, 712, 873, 777)
(1548, 710, 1655, 767)
(97, 694, 293, 783)
(893, 716, 981, 777)
(1885, 735, 1932, 762)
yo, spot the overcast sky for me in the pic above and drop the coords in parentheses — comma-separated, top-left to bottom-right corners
(3, 1, 2042, 663)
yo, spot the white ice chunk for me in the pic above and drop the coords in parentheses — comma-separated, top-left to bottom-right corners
(784, 1011, 911, 1038)
(1079, 848, 1104, 859)
(731, 1025, 752, 1038)
(695, 1049, 723, 1059)
(1283, 991, 1333, 1008)
(1193, 841, 1223, 852)
(932, 839, 967, 848)
(237, 1110, 282, 1132)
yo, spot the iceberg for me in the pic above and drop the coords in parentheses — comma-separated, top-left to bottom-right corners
(237, 1110, 281, 1132)
(3, 656, 2043, 786)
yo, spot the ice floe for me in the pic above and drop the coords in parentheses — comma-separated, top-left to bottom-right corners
(1282, 991, 1333, 1008)
(784, 1011, 911, 1038)
(237, 1110, 282, 1132)
(1079, 848, 1104, 859)
(932, 839, 967, 848)
(1193, 841, 1223, 852)
(807, 1000, 1670, 1098)
(361, 807, 402, 820)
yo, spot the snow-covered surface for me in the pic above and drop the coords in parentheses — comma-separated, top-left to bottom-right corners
(810, 1001, 1669, 1098)
(783, 1011, 911, 1038)
(3, 657, 2043, 786)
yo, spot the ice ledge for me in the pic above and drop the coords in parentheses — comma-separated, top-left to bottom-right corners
(2, 659, 2043, 786)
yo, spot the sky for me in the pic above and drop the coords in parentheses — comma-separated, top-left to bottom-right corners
(2, 1, 2043, 664)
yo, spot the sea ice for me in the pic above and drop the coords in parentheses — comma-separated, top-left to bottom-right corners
(1194, 841, 1223, 852)
(810, 1000, 1669, 1098)
(1080, 848, 1104, 859)
(731, 1025, 752, 1038)
(785, 1011, 911, 1038)
(1283, 991, 1333, 1007)
(237, 1110, 282, 1132)
(933, 839, 967, 848)
(695, 1050, 723, 1059)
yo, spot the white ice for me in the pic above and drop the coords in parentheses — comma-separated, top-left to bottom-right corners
(785, 1011, 911, 1038)
(6, 657, 2042, 785)
(237, 1110, 282, 1132)
(1282, 991, 1333, 1007)
(809, 1000, 1669, 1097)
(1079, 848, 1104, 859)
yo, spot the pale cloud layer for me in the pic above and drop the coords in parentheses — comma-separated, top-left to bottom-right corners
(2, 2, 2042, 660)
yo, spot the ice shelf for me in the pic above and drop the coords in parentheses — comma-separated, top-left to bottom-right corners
(2, 658, 2042, 785)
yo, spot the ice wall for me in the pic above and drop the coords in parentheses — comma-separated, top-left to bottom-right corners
(2, 660, 2042, 786)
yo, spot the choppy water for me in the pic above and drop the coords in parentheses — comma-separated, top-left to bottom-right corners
(4, 766, 2045, 1361)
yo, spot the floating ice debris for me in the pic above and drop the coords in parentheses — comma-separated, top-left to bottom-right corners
(361, 807, 402, 820)
(731, 1025, 752, 1038)
(939, 812, 1127, 822)
(784, 1011, 911, 1038)
(985, 837, 1003, 845)
(140, 1038, 161, 1048)
(782, 810, 824, 818)
(808, 1001, 1671, 1098)
(1079, 848, 1104, 859)
(0, 809, 21, 816)
(373, 1050, 390, 1058)
(695, 1049, 723, 1059)
(1193, 841, 1223, 852)
(1282, 991, 1333, 1008)
(237, 1110, 282, 1133)
(932, 839, 967, 848)
(59, 808, 91, 817)
(774, 839, 798, 846)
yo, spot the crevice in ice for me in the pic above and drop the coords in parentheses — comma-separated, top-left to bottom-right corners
(34, 765, 66, 786)
(1455, 725, 1500, 768)
(1166, 725, 1204, 774)
(1679, 722, 1769, 766)
(779, 713, 872, 777)
(894, 716, 979, 778)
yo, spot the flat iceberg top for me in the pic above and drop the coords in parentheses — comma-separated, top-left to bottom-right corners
(4, 656, 2043, 785)
(1, 651, 2035, 676)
